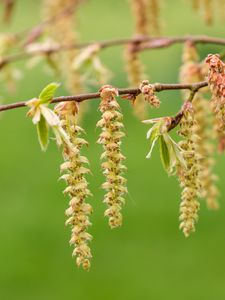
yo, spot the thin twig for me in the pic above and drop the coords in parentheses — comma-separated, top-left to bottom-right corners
(1, 35, 225, 69)
(0, 81, 208, 112)
(168, 89, 199, 131)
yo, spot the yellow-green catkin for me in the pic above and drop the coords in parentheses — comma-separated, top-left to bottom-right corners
(203, 0, 213, 25)
(177, 102, 201, 237)
(193, 95, 219, 209)
(55, 101, 93, 270)
(192, 0, 201, 11)
(180, 42, 219, 210)
(124, 43, 148, 119)
(127, 0, 162, 118)
(190, 0, 215, 25)
(129, 0, 161, 36)
(127, 0, 151, 119)
(42, 0, 87, 120)
(130, 0, 149, 36)
(97, 85, 127, 228)
(147, 0, 162, 36)
(0, 33, 20, 93)
(179, 41, 203, 98)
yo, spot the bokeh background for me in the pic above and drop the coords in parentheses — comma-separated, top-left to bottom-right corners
(1, 1, 225, 299)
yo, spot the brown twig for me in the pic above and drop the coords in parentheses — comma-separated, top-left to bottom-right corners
(168, 88, 199, 131)
(1, 34, 224, 69)
(0, 81, 208, 113)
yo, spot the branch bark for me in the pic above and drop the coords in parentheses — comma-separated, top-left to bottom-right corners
(1, 34, 225, 68)
(0, 81, 208, 112)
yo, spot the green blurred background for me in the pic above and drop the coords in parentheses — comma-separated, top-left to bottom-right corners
(0, 1, 225, 299)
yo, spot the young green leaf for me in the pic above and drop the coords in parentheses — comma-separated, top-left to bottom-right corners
(146, 136, 158, 159)
(37, 115, 49, 151)
(39, 82, 60, 104)
(159, 135, 171, 171)
(166, 134, 187, 169)
(146, 122, 163, 159)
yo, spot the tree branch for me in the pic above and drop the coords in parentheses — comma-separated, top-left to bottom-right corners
(0, 81, 208, 112)
(1, 34, 225, 69)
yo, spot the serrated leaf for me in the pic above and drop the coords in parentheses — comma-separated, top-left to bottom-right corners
(39, 82, 60, 104)
(159, 135, 171, 171)
(37, 115, 49, 151)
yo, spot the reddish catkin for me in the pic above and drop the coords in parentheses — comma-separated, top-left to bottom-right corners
(180, 42, 219, 210)
(139, 80, 161, 108)
(206, 54, 225, 152)
(97, 85, 127, 228)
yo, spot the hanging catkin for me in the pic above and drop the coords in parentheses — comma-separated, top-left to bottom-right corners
(97, 85, 127, 228)
(55, 101, 93, 270)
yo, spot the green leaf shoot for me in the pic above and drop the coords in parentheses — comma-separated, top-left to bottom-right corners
(39, 82, 60, 104)
(37, 115, 49, 151)
(159, 135, 171, 171)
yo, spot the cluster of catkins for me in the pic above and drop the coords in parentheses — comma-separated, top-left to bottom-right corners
(25, 83, 128, 271)
(56, 86, 127, 270)
(180, 42, 219, 212)
(177, 53, 224, 236)
(191, 0, 225, 25)
(11, 0, 225, 269)
(141, 54, 224, 238)
(19, 48, 225, 270)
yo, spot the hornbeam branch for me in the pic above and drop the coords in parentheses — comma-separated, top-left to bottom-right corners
(1, 35, 225, 68)
(0, 81, 208, 112)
